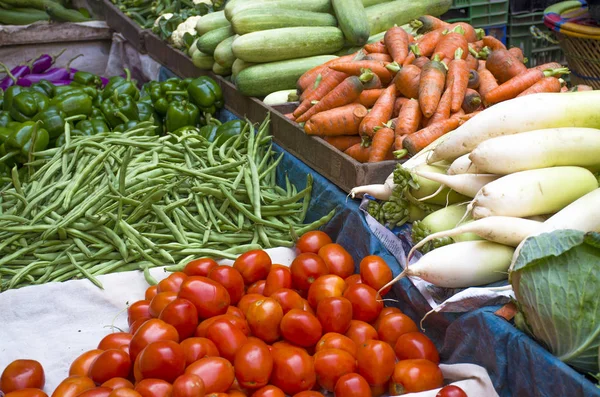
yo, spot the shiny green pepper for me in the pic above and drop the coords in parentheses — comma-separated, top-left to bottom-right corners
(102, 68, 140, 100)
(31, 80, 55, 98)
(33, 106, 67, 139)
(0, 111, 11, 128)
(10, 91, 50, 122)
(199, 123, 218, 141)
(100, 92, 139, 128)
(53, 85, 79, 97)
(2, 85, 30, 112)
(165, 101, 199, 133)
(51, 90, 93, 117)
(214, 119, 246, 145)
(137, 102, 163, 135)
(0, 126, 13, 144)
(114, 120, 142, 133)
(187, 76, 223, 114)
(73, 71, 103, 88)
(5, 121, 50, 163)
(69, 83, 98, 99)
(75, 119, 110, 135)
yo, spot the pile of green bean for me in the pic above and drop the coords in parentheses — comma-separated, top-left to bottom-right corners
(0, 115, 334, 291)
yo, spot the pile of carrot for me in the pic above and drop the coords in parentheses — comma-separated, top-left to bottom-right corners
(288, 15, 585, 163)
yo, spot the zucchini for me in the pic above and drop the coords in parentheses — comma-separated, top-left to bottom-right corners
(192, 51, 214, 70)
(214, 35, 237, 69)
(263, 89, 299, 106)
(366, 0, 452, 35)
(225, 0, 332, 21)
(212, 62, 232, 76)
(231, 59, 254, 83)
(235, 55, 337, 97)
(0, 8, 49, 24)
(196, 25, 234, 55)
(362, 0, 392, 6)
(195, 11, 230, 36)
(231, 8, 337, 35)
(332, 0, 370, 46)
(232, 27, 344, 63)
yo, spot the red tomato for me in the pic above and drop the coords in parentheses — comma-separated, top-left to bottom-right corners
(307, 275, 346, 309)
(269, 289, 304, 314)
(343, 284, 383, 323)
(4, 389, 47, 397)
(293, 392, 324, 397)
(359, 256, 393, 296)
(134, 379, 173, 397)
(313, 349, 357, 391)
(356, 340, 396, 386)
(247, 280, 266, 295)
(233, 250, 272, 285)
(389, 359, 443, 395)
(185, 357, 234, 393)
(107, 389, 141, 397)
(149, 292, 178, 318)
(157, 272, 188, 294)
(51, 376, 95, 397)
(317, 244, 354, 279)
(263, 265, 293, 296)
(333, 373, 371, 397)
(436, 385, 468, 397)
(205, 319, 248, 363)
(316, 333, 357, 358)
(394, 332, 440, 364)
(316, 297, 352, 334)
(129, 319, 148, 336)
(196, 315, 250, 338)
(228, 391, 246, 397)
(158, 298, 199, 340)
(183, 258, 218, 277)
(178, 276, 230, 320)
(208, 265, 245, 305)
(290, 253, 328, 291)
(296, 231, 333, 254)
(270, 346, 316, 395)
(226, 306, 245, 319)
(89, 349, 131, 384)
(245, 297, 284, 343)
(370, 383, 387, 397)
(145, 285, 158, 301)
(345, 320, 378, 345)
(137, 341, 186, 383)
(101, 378, 133, 391)
(233, 338, 273, 389)
(98, 333, 132, 351)
(129, 319, 179, 362)
(280, 309, 322, 347)
(237, 294, 265, 317)
(372, 307, 403, 329)
(179, 337, 219, 366)
(344, 274, 362, 288)
(1, 359, 45, 394)
(76, 388, 111, 397)
(250, 385, 285, 397)
(300, 299, 315, 315)
(69, 350, 103, 377)
(172, 374, 205, 397)
(377, 313, 418, 347)
(127, 300, 151, 326)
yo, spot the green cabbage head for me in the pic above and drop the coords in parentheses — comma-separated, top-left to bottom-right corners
(510, 229, 600, 374)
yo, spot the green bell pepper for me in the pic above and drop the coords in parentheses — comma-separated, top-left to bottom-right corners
(51, 90, 93, 117)
(90, 108, 106, 121)
(0, 111, 11, 128)
(102, 68, 140, 100)
(9, 91, 50, 122)
(0, 142, 16, 168)
(199, 123, 218, 141)
(214, 119, 246, 145)
(153, 98, 169, 116)
(76, 119, 110, 135)
(73, 71, 103, 88)
(5, 121, 50, 164)
(33, 106, 67, 139)
(0, 126, 13, 144)
(69, 84, 98, 99)
(100, 92, 139, 128)
(137, 102, 163, 135)
(165, 101, 199, 133)
(114, 120, 141, 133)
(53, 85, 80, 97)
(187, 76, 223, 114)
(31, 80, 55, 98)
(2, 85, 30, 112)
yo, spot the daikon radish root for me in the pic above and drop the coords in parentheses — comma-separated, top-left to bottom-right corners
(469, 127, 600, 175)
(427, 90, 600, 163)
(398, 164, 469, 206)
(381, 241, 515, 290)
(470, 166, 599, 219)
(414, 170, 499, 198)
(447, 153, 482, 175)
(409, 216, 542, 262)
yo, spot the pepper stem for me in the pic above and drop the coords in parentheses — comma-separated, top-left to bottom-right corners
(165, 90, 189, 96)
(65, 115, 86, 122)
(114, 111, 130, 123)
(124, 68, 132, 81)
(0, 62, 17, 83)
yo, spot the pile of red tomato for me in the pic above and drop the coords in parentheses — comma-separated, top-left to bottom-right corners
(0, 231, 467, 397)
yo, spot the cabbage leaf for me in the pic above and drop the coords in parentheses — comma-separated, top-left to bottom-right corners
(511, 229, 600, 374)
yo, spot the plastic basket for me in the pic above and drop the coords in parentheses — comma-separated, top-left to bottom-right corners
(443, 0, 509, 27)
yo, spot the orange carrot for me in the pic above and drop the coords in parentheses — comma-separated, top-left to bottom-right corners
(393, 97, 410, 117)
(393, 64, 421, 99)
(323, 135, 362, 152)
(427, 87, 452, 126)
(451, 108, 465, 118)
(485, 49, 527, 84)
(385, 26, 409, 64)
(447, 48, 470, 113)
(507, 47, 525, 63)
(297, 52, 362, 92)
(299, 67, 331, 101)
(462, 88, 482, 113)
(412, 29, 445, 58)
(364, 41, 388, 54)
(403, 51, 417, 67)
(360, 69, 383, 89)
(358, 89, 385, 108)
(466, 53, 478, 70)
(516, 76, 562, 97)
(359, 84, 396, 137)
(403, 117, 461, 155)
(294, 69, 348, 117)
(368, 127, 395, 162)
(484, 67, 569, 104)
(533, 62, 562, 71)
(412, 56, 429, 69)
(329, 61, 393, 84)
(434, 26, 468, 61)
(477, 59, 487, 71)
(394, 134, 407, 152)
(448, 22, 480, 43)
(471, 40, 485, 53)
(418, 55, 447, 118)
(477, 68, 498, 100)
(468, 69, 480, 89)
(394, 98, 422, 148)
(304, 103, 368, 136)
(296, 76, 364, 123)
(482, 35, 506, 51)
(412, 15, 449, 34)
(345, 143, 371, 163)
(365, 53, 393, 63)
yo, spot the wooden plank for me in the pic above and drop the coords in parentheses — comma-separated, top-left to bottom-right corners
(102, 0, 146, 53)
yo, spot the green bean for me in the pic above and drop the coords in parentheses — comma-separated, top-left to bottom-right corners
(68, 252, 104, 289)
(153, 204, 188, 244)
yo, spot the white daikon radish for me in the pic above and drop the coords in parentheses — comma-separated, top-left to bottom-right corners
(447, 154, 481, 175)
(427, 91, 600, 163)
(262, 89, 299, 106)
(470, 166, 598, 219)
(382, 241, 515, 290)
(414, 171, 500, 198)
(469, 127, 600, 174)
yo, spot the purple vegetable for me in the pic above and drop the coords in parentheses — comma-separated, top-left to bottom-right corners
(69, 69, 79, 79)
(30, 49, 66, 74)
(100, 77, 109, 87)
(0, 63, 30, 90)
(52, 80, 73, 86)
(19, 68, 70, 85)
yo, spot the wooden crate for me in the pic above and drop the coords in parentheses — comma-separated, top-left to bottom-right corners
(102, 0, 146, 53)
